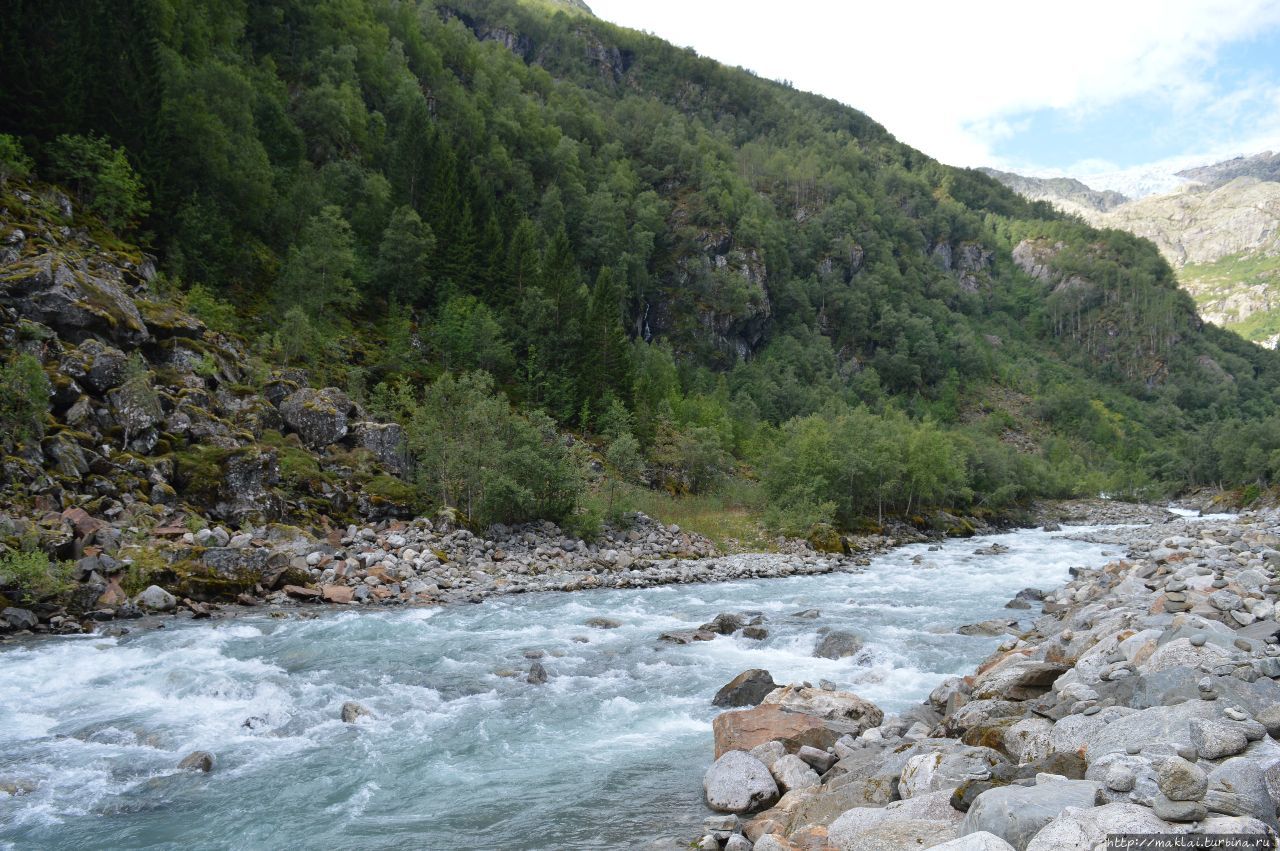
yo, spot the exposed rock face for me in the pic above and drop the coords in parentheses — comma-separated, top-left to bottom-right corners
(350, 421, 408, 475)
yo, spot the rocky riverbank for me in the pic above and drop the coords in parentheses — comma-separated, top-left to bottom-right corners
(695, 508, 1280, 850)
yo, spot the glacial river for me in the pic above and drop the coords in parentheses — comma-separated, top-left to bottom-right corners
(0, 527, 1127, 850)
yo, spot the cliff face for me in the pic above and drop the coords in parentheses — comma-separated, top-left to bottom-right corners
(986, 161, 1280, 346)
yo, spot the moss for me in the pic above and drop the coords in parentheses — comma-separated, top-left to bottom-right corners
(363, 474, 419, 506)
(170, 444, 236, 502)
(806, 522, 846, 554)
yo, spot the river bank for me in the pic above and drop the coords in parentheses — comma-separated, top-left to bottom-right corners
(695, 508, 1280, 850)
(1, 498, 1176, 642)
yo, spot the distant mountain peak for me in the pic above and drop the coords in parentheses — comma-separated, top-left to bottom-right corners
(977, 167, 1129, 214)
(1176, 150, 1280, 189)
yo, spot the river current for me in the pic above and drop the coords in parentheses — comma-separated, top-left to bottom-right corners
(0, 526, 1128, 850)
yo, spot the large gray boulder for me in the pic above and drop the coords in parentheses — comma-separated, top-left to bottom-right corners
(900, 746, 1008, 798)
(350, 421, 408, 475)
(134, 585, 177, 611)
(931, 833, 1015, 851)
(280, 387, 351, 448)
(1204, 757, 1279, 829)
(769, 753, 819, 794)
(814, 630, 863, 659)
(828, 789, 964, 851)
(961, 778, 1100, 850)
(703, 750, 780, 814)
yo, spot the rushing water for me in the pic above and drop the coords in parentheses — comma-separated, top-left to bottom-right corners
(0, 527, 1126, 850)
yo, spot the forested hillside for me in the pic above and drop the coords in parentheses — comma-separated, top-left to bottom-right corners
(5, 0, 1280, 536)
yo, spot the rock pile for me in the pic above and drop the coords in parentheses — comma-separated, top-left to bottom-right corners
(696, 509, 1280, 850)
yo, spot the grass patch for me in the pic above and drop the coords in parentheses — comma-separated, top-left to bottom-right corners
(617, 477, 774, 552)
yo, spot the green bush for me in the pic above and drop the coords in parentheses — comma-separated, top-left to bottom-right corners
(47, 133, 149, 229)
(0, 134, 33, 184)
(0, 354, 50, 446)
(0, 549, 74, 602)
(185, 284, 238, 333)
(405, 371, 586, 527)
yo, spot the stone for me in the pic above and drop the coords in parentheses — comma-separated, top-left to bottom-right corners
(1003, 718, 1053, 765)
(703, 751, 781, 814)
(749, 740, 786, 769)
(813, 630, 863, 659)
(2, 607, 39, 630)
(970, 661, 1067, 701)
(1104, 764, 1136, 793)
(723, 836, 752, 851)
(1203, 757, 1279, 828)
(178, 751, 213, 772)
(349, 421, 408, 475)
(769, 754, 819, 793)
(714, 669, 778, 708)
(1153, 755, 1208, 801)
(280, 387, 351, 448)
(713, 704, 868, 759)
(585, 617, 622, 629)
(1, 251, 150, 346)
(527, 662, 548, 685)
(742, 626, 769, 640)
(1190, 718, 1250, 760)
(1024, 802, 1187, 850)
(1257, 704, 1280, 739)
(134, 585, 177, 611)
(759, 685, 883, 726)
(1152, 795, 1207, 822)
(900, 746, 1008, 798)
(930, 833, 1016, 851)
(340, 701, 371, 722)
(321, 585, 353, 604)
(797, 745, 837, 773)
(960, 779, 1100, 850)
(283, 584, 321, 600)
(828, 790, 964, 850)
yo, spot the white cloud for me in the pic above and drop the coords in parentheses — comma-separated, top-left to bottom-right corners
(586, 0, 1280, 169)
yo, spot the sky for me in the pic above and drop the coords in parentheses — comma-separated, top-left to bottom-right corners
(586, 0, 1280, 190)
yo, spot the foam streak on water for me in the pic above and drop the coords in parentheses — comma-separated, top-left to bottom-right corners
(0, 528, 1120, 850)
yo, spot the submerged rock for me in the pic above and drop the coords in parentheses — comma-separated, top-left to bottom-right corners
(177, 751, 214, 772)
(340, 701, 371, 722)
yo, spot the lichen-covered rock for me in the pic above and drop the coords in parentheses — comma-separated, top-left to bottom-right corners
(1, 251, 149, 345)
(280, 387, 350, 448)
(350, 421, 408, 475)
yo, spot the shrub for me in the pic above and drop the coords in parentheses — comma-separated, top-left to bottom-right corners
(0, 549, 74, 602)
(0, 134, 34, 185)
(0, 354, 50, 446)
(47, 133, 149, 229)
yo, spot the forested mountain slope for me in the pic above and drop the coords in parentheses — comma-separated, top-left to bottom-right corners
(5, 0, 1280, 537)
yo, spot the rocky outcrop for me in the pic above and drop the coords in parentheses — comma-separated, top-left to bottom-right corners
(279, 387, 351, 449)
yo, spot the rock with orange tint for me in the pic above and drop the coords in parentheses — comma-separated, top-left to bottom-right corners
(714, 703, 877, 759)
(321, 584, 354, 603)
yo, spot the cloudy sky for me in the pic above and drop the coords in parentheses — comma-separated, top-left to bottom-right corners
(587, 0, 1280, 187)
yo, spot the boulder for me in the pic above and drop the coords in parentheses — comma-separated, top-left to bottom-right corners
(900, 746, 1008, 798)
(759, 686, 883, 727)
(1024, 802, 1185, 850)
(714, 669, 778, 708)
(321, 585, 354, 604)
(960, 778, 1100, 850)
(349, 421, 408, 475)
(1, 251, 150, 345)
(1203, 757, 1279, 828)
(1003, 718, 1053, 764)
(280, 387, 351, 448)
(828, 790, 964, 851)
(713, 704, 869, 759)
(970, 660, 1066, 701)
(1152, 755, 1207, 802)
(769, 753, 819, 794)
(813, 630, 863, 659)
(931, 834, 1016, 851)
(1, 607, 38, 631)
(527, 662, 548, 685)
(134, 585, 177, 611)
(177, 751, 213, 772)
(340, 701, 371, 722)
(1190, 718, 1251, 761)
(704, 750, 781, 814)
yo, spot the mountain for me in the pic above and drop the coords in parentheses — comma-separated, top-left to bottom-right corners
(978, 168, 1130, 217)
(985, 161, 1280, 346)
(1178, 150, 1280, 189)
(4, 0, 1280, 564)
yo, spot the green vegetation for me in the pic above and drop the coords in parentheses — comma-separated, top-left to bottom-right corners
(5, 0, 1280, 534)
(1182, 252, 1280, 344)
(0, 354, 50, 447)
(0, 549, 74, 602)
(0, 134, 33, 185)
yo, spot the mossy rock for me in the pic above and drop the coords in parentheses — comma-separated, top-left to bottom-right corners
(806, 522, 848, 554)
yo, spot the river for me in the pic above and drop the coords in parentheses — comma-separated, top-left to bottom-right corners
(0, 526, 1126, 850)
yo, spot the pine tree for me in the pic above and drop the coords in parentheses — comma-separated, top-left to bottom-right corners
(374, 205, 435, 306)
